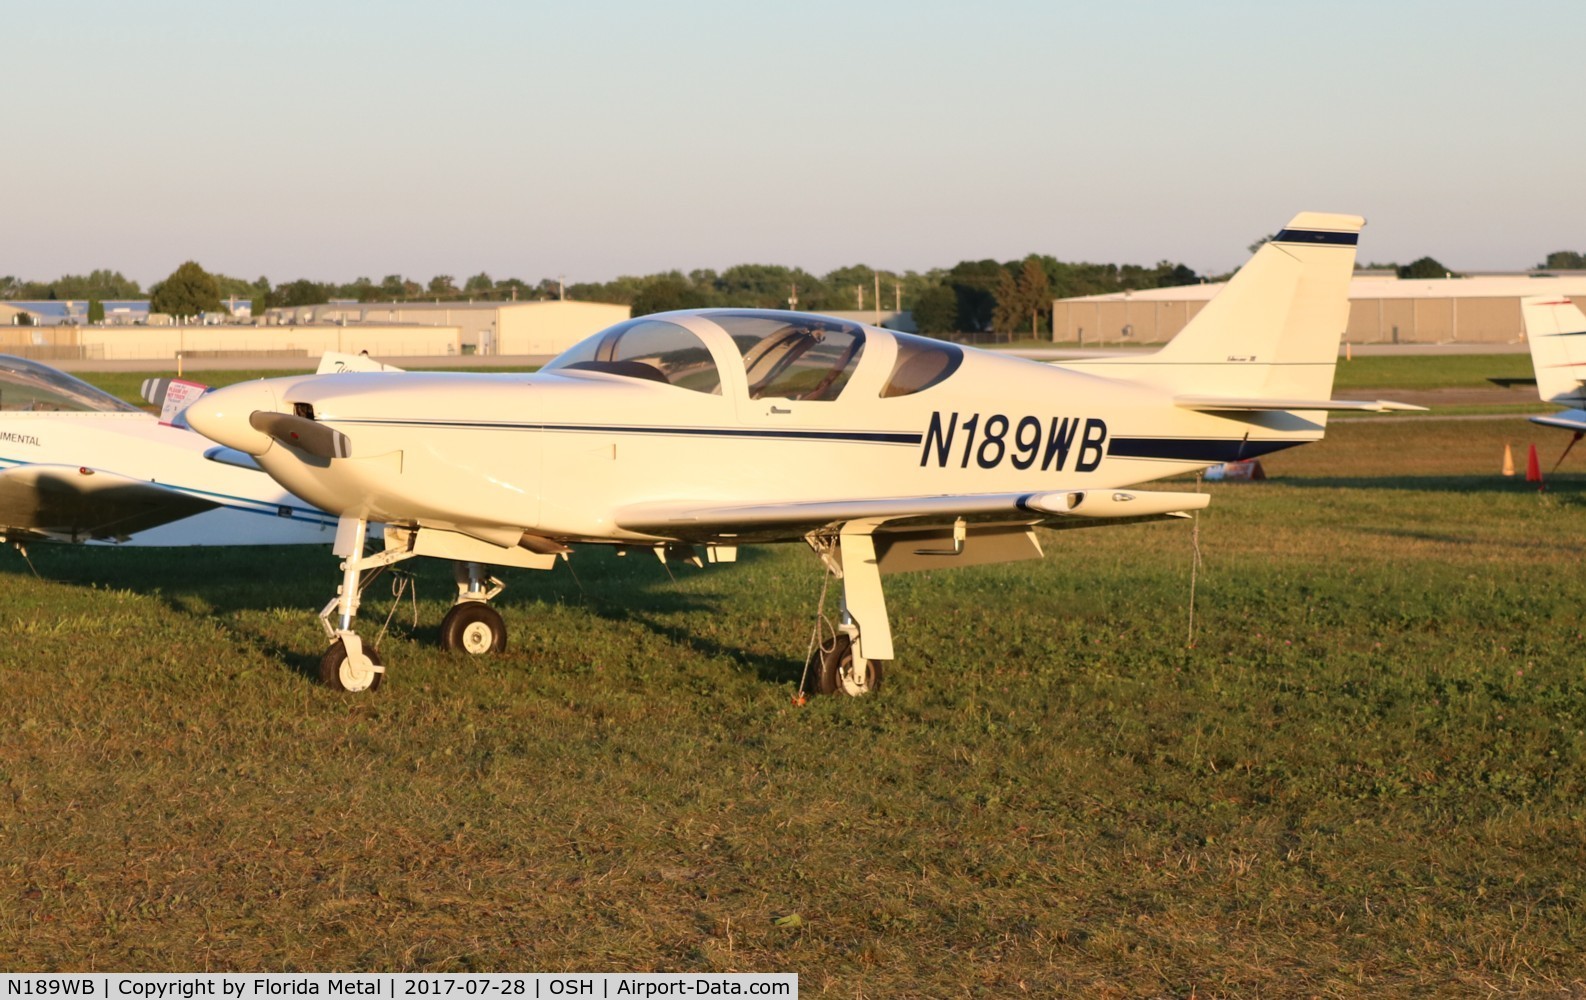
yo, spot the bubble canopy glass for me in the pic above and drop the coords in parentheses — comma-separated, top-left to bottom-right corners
(0, 355, 140, 412)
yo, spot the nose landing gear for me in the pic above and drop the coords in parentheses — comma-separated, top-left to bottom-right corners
(316, 519, 519, 690)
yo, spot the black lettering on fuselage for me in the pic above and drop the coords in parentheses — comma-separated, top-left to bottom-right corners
(919, 411, 1108, 473)
(1041, 417, 1078, 471)
(1076, 417, 1108, 472)
(921, 410, 957, 467)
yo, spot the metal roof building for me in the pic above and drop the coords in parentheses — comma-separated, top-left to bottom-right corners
(266, 299, 631, 355)
(3, 300, 153, 326)
(1052, 274, 1586, 346)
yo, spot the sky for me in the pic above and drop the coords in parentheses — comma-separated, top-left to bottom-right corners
(8, 0, 1586, 288)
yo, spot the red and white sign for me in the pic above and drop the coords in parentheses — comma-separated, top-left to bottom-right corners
(159, 378, 210, 426)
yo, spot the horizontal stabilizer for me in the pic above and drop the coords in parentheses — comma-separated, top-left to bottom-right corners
(1174, 394, 1426, 413)
(1531, 410, 1586, 433)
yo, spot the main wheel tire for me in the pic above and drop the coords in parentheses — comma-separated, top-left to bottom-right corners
(440, 602, 507, 655)
(320, 639, 383, 692)
(814, 633, 884, 697)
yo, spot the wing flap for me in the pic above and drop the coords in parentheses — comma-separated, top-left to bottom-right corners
(614, 488, 1210, 541)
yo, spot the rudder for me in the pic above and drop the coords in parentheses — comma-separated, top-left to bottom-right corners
(1521, 295, 1586, 406)
(1060, 211, 1363, 401)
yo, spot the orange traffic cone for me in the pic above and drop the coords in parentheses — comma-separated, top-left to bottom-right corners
(1526, 443, 1543, 486)
(1502, 443, 1515, 476)
(1345, 342, 1353, 362)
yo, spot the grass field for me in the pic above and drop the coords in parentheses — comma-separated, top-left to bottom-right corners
(1, 367, 1583, 992)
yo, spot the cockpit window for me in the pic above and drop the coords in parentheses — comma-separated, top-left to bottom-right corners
(711, 311, 865, 401)
(880, 333, 963, 398)
(0, 355, 140, 412)
(543, 318, 721, 394)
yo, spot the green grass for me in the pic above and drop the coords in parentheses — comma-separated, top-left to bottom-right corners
(1332, 354, 1534, 393)
(1, 372, 1582, 989)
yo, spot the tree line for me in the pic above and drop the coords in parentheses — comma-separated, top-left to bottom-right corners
(5, 242, 1572, 333)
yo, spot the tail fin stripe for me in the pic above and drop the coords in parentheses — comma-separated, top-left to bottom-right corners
(1272, 229, 1358, 246)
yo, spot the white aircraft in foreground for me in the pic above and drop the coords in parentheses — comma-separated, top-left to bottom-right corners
(187, 212, 1418, 695)
(0, 355, 390, 548)
(1519, 294, 1586, 441)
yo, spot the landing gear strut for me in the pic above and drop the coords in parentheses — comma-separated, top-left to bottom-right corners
(316, 519, 516, 690)
(804, 522, 893, 698)
(316, 517, 394, 692)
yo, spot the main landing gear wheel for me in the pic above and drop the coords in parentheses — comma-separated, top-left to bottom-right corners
(815, 633, 883, 697)
(320, 638, 383, 692)
(440, 602, 507, 655)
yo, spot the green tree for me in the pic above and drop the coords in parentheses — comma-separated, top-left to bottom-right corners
(275, 279, 330, 308)
(379, 274, 408, 299)
(50, 270, 142, 300)
(631, 274, 710, 317)
(464, 272, 494, 296)
(912, 285, 959, 335)
(428, 275, 458, 297)
(149, 261, 222, 320)
(1398, 257, 1455, 279)
(947, 260, 1006, 332)
(1538, 251, 1586, 270)
(87, 299, 105, 324)
(1019, 258, 1050, 337)
(991, 268, 1024, 338)
(212, 273, 257, 298)
(339, 276, 376, 302)
(251, 278, 273, 319)
(496, 278, 531, 300)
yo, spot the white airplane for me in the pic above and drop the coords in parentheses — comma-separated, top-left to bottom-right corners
(0, 355, 388, 548)
(187, 211, 1418, 695)
(1520, 294, 1586, 439)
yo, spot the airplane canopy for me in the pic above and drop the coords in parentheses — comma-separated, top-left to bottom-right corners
(544, 309, 963, 403)
(0, 355, 141, 413)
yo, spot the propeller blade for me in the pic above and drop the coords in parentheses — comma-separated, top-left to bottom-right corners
(248, 411, 351, 460)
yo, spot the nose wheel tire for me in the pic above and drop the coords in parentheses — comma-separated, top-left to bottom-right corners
(814, 633, 883, 697)
(440, 602, 508, 655)
(320, 639, 383, 692)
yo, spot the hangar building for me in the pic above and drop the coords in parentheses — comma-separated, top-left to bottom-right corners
(1051, 274, 1586, 346)
(268, 299, 631, 355)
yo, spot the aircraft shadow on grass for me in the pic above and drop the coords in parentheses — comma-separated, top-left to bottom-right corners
(1268, 474, 1586, 496)
(0, 543, 803, 687)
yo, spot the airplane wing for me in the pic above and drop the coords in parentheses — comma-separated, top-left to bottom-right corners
(0, 464, 219, 542)
(614, 487, 1210, 542)
(1174, 395, 1425, 413)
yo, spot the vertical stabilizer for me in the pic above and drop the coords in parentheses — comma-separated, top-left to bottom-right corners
(1521, 295, 1586, 406)
(1060, 212, 1364, 400)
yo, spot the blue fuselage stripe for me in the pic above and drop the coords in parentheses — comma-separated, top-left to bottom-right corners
(332, 418, 925, 446)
